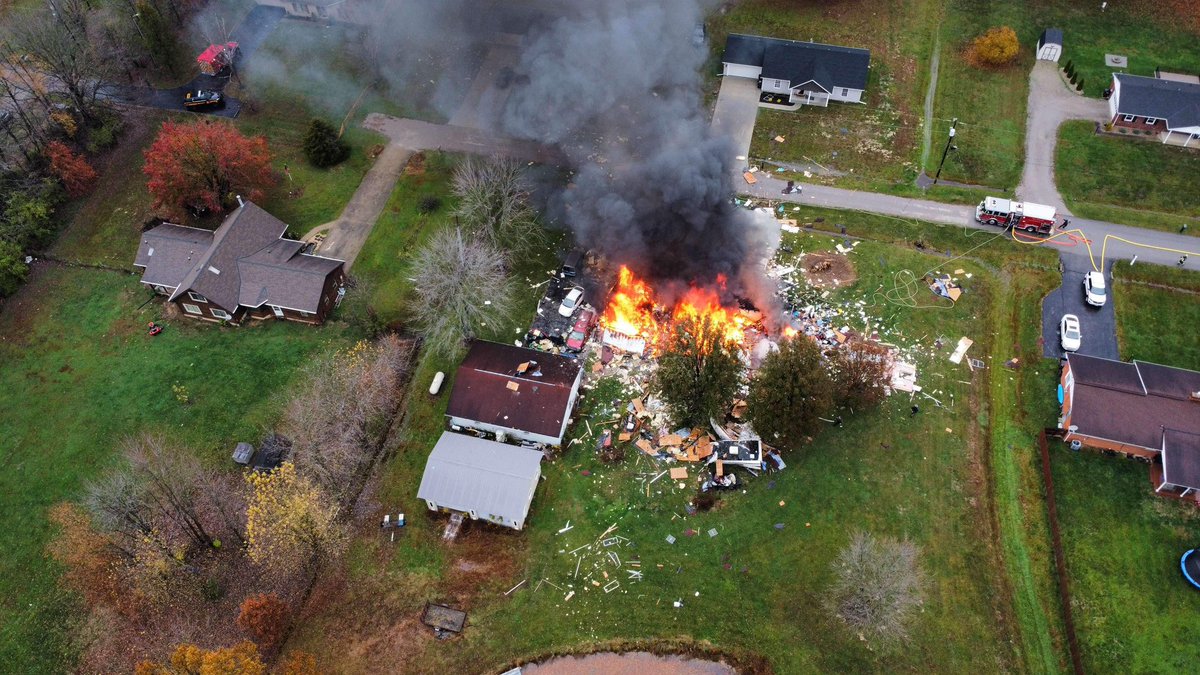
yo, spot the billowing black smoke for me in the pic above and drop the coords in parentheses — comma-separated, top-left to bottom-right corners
(497, 0, 778, 309)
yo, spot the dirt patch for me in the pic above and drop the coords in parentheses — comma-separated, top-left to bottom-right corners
(800, 252, 857, 289)
(404, 151, 427, 176)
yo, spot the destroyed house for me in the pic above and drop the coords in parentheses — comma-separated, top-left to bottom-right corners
(1059, 353, 1200, 499)
(446, 341, 583, 446)
(416, 432, 543, 530)
(134, 202, 345, 325)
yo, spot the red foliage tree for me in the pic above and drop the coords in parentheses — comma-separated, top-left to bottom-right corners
(45, 141, 98, 198)
(142, 120, 274, 220)
(236, 593, 290, 652)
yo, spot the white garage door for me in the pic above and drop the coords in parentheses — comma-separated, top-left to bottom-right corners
(723, 63, 762, 79)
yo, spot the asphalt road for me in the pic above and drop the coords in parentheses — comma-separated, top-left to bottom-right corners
(1041, 256, 1118, 359)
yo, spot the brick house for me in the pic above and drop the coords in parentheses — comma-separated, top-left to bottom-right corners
(1107, 72, 1200, 147)
(134, 202, 345, 325)
(1058, 354, 1200, 500)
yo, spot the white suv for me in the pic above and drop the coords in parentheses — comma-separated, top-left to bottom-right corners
(1084, 271, 1107, 307)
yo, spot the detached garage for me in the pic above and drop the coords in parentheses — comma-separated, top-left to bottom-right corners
(416, 432, 543, 531)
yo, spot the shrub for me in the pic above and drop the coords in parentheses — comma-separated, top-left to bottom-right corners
(236, 593, 289, 651)
(0, 239, 29, 297)
(1076, 77, 1084, 92)
(968, 26, 1019, 67)
(302, 118, 350, 168)
(85, 113, 124, 153)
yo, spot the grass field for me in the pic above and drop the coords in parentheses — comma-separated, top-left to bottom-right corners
(0, 266, 360, 672)
(1112, 263, 1200, 371)
(282, 209, 1087, 672)
(1057, 121, 1200, 233)
(710, 0, 939, 193)
(933, 0, 1200, 188)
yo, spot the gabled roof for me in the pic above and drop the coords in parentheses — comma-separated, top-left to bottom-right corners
(723, 33, 870, 90)
(416, 432, 543, 529)
(1066, 354, 1200, 451)
(135, 202, 344, 314)
(134, 224, 214, 289)
(1113, 73, 1200, 129)
(1038, 28, 1062, 47)
(446, 341, 582, 441)
(1162, 430, 1200, 491)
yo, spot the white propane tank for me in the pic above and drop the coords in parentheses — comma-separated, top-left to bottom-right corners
(429, 371, 445, 395)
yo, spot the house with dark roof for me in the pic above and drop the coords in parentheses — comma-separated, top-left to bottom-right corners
(416, 432, 543, 530)
(1107, 72, 1200, 147)
(722, 33, 870, 107)
(256, 0, 370, 22)
(446, 341, 583, 447)
(134, 201, 345, 325)
(1058, 353, 1200, 500)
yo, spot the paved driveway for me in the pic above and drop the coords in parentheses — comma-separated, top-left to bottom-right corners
(363, 113, 565, 164)
(305, 144, 412, 268)
(1041, 256, 1118, 359)
(711, 76, 760, 168)
(1016, 61, 1109, 213)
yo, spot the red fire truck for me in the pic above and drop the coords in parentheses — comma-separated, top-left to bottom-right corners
(974, 197, 1058, 234)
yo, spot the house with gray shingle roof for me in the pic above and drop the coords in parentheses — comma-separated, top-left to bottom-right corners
(722, 33, 870, 107)
(417, 432, 543, 530)
(1107, 72, 1200, 147)
(134, 201, 345, 325)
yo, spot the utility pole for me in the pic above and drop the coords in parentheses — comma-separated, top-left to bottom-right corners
(933, 117, 958, 185)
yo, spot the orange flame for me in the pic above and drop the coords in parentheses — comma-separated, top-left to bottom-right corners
(600, 266, 751, 348)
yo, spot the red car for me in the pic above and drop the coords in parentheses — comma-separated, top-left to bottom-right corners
(566, 308, 597, 352)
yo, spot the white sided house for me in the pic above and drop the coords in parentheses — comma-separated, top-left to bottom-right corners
(445, 341, 583, 447)
(1107, 72, 1200, 147)
(417, 432, 543, 531)
(722, 33, 870, 107)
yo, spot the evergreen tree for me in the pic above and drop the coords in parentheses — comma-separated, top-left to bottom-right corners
(302, 118, 350, 168)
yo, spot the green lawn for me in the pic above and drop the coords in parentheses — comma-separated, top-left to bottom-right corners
(0, 266, 360, 672)
(1057, 121, 1200, 233)
(286, 218, 1070, 672)
(934, 0, 1200, 187)
(711, 0, 939, 193)
(1051, 450, 1200, 673)
(1112, 263, 1200, 371)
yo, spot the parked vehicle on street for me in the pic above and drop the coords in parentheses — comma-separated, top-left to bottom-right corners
(183, 90, 224, 109)
(1084, 271, 1107, 307)
(558, 287, 584, 317)
(565, 309, 597, 352)
(975, 196, 1057, 234)
(1059, 314, 1082, 352)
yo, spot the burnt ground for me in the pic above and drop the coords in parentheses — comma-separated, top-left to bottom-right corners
(527, 251, 615, 347)
(799, 251, 857, 289)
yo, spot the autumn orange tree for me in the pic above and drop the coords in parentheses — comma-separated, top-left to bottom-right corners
(969, 26, 1019, 67)
(45, 141, 98, 198)
(236, 593, 290, 652)
(135, 641, 266, 675)
(142, 120, 274, 220)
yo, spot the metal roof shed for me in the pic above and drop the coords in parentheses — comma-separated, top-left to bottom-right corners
(416, 433, 543, 530)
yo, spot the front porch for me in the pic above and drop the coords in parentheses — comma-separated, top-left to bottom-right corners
(1150, 458, 1200, 505)
(1160, 129, 1200, 148)
(758, 90, 829, 109)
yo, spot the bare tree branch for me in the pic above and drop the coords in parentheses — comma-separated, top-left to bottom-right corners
(826, 531, 925, 648)
(452, 156, 542, 247)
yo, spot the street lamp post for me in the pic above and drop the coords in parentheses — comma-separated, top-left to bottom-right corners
(933, 117, 958, 185)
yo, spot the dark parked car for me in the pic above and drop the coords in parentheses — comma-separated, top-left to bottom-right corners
(565, 308, 597, 352)
(183, 89, 223, 109)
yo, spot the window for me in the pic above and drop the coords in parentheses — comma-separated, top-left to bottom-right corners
(774, 79, 782, 88)
(211, 308, 232, 321)
(299, 311, 311, 318)
(842, 88, 849, 96)
(1145, 117, 1157, 125)
(188, 291, 207, 303)
(152, 285, 168, 294)
(182, 303, 201, 315)
(270, 305, 284, 318)
(1122, 114, 1135, 122)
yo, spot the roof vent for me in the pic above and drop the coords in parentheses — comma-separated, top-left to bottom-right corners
(147, 247, 155, 257)
(208, 265, 221, 275)
(236, 194, 244, 207)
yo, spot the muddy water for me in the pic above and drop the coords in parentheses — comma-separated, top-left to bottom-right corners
(521, 651, 736, 675)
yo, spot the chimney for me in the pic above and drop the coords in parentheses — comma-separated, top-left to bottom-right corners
(236, 194, 244, 207)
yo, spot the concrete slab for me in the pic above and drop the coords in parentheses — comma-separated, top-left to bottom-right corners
(711, 76, 760, 169)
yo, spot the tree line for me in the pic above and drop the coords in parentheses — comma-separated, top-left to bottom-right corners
(49, 335, 416, 671)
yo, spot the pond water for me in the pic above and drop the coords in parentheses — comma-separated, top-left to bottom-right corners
(521, 651, 737, 675)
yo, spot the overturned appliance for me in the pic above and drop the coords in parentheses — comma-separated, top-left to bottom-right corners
(600, 327, 648, 355)
(701, 471, 740, 492)
(708, 439, 763, 469)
